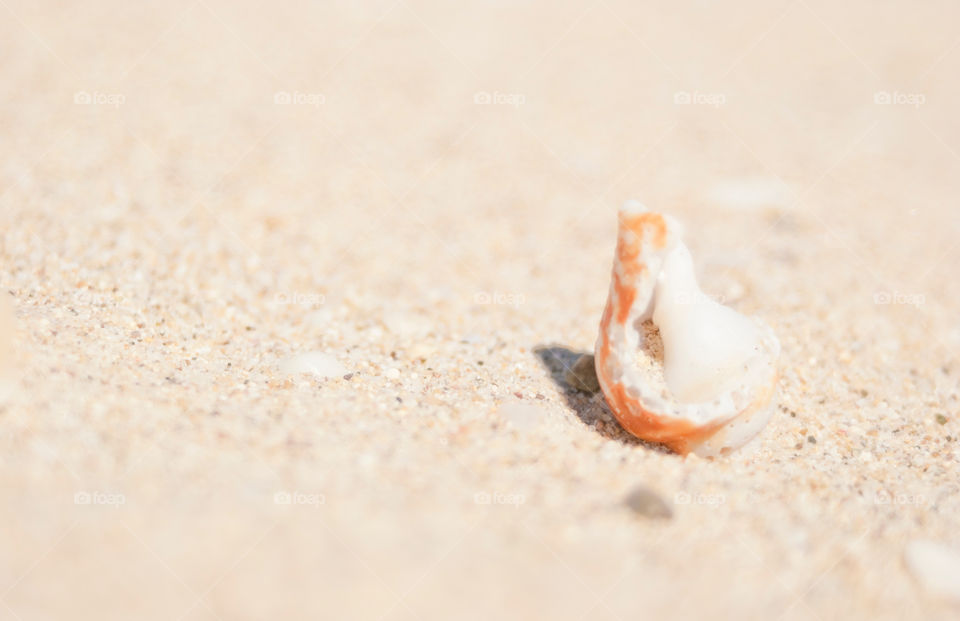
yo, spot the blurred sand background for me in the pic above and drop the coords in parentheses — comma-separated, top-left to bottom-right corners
(2, 0, 960, 619)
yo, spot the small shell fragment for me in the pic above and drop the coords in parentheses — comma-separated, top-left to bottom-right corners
(278, 351, 347, 378)
(498, 402, 548, 431)
(594, 201, 780, 457)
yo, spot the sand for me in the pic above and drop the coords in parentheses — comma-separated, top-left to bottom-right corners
(1, 0, 959, 619)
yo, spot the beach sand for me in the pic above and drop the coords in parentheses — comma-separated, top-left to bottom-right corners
(1, 1, 959, 618)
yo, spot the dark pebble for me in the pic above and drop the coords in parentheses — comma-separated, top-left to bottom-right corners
(565, 354, 601, 393)
(624, 485, 673, 520)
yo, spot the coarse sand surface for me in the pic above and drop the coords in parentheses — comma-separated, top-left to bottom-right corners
(2, 1, 959, 619)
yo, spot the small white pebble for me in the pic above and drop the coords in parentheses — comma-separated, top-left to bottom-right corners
(905, 540, 960, 601)
(278, 351, 347, 378)
(408, 343, 435, 359)
(498, 403, 548, 431)
(384, 368, 400, 380)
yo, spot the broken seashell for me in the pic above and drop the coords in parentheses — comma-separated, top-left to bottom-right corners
(594, 201, 779, 457)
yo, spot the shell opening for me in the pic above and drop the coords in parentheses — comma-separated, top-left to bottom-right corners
(651, 242, 765, 404)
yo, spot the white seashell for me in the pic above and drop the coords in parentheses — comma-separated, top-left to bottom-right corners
(594, 202, 780, 457)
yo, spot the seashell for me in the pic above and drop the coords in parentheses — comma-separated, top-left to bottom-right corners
(594, 201, 780, 457)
